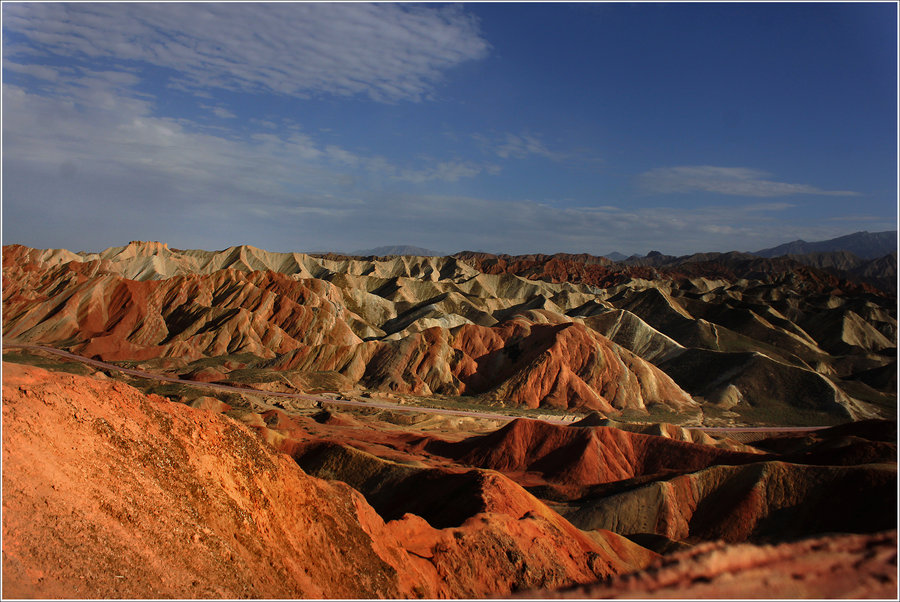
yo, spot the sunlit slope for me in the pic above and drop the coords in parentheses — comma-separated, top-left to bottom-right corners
(2, 362, 657, 599)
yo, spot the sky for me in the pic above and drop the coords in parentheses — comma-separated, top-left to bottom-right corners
(2, 1, 897, 256)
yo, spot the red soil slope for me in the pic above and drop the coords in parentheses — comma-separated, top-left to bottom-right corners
(2, 363, 656, 599)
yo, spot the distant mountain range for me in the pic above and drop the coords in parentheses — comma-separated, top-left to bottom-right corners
(315, 232, 896, 265)
(349, 245, 442, 257)
(601, 231, 896, 267)
(752, 231, 896, 260)
(593, 232, 896, 291)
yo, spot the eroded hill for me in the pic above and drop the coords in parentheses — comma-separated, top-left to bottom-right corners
(3, 241, 895, 425)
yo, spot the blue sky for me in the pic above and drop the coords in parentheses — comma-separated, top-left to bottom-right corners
(2, 2, 896, 256)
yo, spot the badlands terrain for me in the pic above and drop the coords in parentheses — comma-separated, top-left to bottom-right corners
(2, 240, 897, 598)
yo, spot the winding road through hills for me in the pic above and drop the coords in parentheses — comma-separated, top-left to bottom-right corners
(3, 343, 828, 434)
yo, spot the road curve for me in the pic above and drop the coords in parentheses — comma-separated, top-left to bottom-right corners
(3, 344, 830, 433)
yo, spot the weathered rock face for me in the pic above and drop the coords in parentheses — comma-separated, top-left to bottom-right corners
(454, 249, 893, 295)
(287, 440, 659, 596)
(323, 316, 696, 412)
(2, 264, 363, 362)
(452, 251, 622, 286)
(1, 363, 656, 599)
(658, 349, 869, 421)
(451, 318, 696, 412)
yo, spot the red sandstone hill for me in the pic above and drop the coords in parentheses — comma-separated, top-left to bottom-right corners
(3, 242, 895, 423)
(2, 260, 363, 362)
(417, 418, 896, 551)
(234, 401, 897, 543)
(343, 316, 697, 412)
(2, 363, 658, 599)
(4, 252, 697, 413)
(452, 251, 622, 286)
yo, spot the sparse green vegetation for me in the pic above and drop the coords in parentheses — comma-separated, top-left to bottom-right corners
(139, 382, 216, 401)
(3, 350, 97, 376)
(639, 404, 702, 426)
(183, 353, 262, 370)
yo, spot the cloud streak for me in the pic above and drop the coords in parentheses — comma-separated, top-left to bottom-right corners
(1, 55, 496, 212)
(639, 166, 859, 197)
(472, 131, 576, 163)
(3, 3, 489, 102)
(492, 133, 557, 160)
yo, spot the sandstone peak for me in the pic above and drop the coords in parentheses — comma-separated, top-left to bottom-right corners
(126, 240, 169, 252)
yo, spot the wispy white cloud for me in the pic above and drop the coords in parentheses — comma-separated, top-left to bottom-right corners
(469, 131, 604, 171)
(639, 166, 859, 197)
(205, 105, 236, 119)
(493, 133, 557, 159)
(2, 58, 68, 82)
(473, 132, 563, 160)
(395, 160, 495, 183)
(1, 70, 495, 242)
(3, 3, 489, 102)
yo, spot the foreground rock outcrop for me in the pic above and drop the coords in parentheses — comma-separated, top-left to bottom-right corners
(520, 530, 897, 599)
(1, 363, 655, 599)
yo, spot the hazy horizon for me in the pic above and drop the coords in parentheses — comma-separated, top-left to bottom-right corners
(2, 3, 897, 256)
